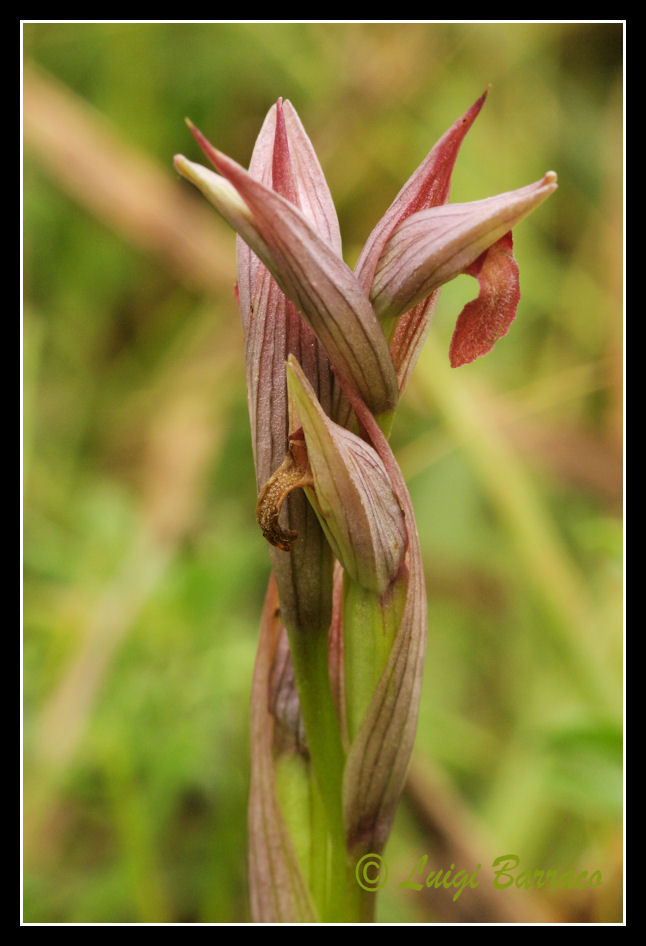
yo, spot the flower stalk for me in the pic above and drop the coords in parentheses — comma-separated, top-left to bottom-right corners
(174, 92, 556, 923)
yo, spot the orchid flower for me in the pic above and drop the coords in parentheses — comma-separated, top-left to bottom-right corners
(174, 93, 556, 923)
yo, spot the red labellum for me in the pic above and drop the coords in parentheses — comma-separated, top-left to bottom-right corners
(449, 231, 520, 367)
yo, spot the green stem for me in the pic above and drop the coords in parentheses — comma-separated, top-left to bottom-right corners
(286, 623, 351, 921)
(308, 771, 328, 912)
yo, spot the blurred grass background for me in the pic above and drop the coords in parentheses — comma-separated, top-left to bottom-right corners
(23, 22, 623, 923)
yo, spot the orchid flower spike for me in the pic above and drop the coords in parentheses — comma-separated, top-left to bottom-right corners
(174, 91, 557, 925)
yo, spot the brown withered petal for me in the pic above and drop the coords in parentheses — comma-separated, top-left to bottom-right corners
(286, 356, 407, 596)
(370, 172, 558, 324)
(256, 448, 314, 552)
(449, 231, 520, 367)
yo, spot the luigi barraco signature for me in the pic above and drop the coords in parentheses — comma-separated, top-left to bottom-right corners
(399, 853, 602, 902)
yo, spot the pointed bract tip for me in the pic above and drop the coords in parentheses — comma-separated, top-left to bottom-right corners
(477, 85, 490, 105)
(184, 119, 223, 171)
(465, 86, 489, 122)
